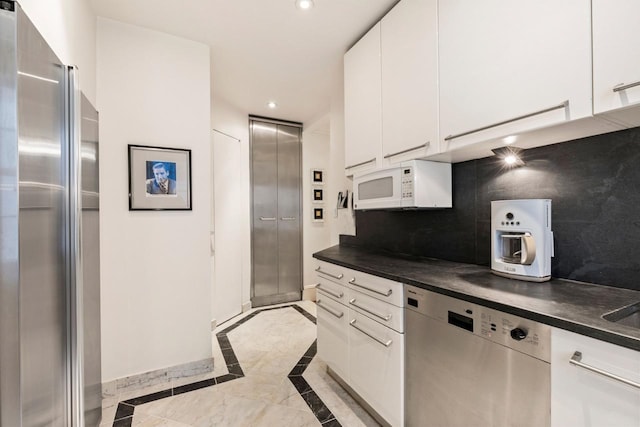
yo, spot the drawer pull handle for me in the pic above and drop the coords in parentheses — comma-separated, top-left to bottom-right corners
(348, 278, 392, 297)
(383, 142, 429, 159)
(280, 217, 296, 221)
(315, 266, 343, 280)
(349, 319, 392, 347)
(345, 157, 376, 170)
(444, 100, 569, 141)
(349, 298, 391, 321)
(613, 81, 640, 93)
(317, 283, 343, 299)
(569, 351, 640, 390)
(259, 217, 276, 221)
(316, 300, 344, 319)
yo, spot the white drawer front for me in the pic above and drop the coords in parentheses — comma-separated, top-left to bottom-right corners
(348, 288, 404, 333)
(347, 270, 404, 307)
(315, 260, 348, 285)
(316, 294, 349, 380)
(316, 277, 347, 305)
(348, 309, 404, 427)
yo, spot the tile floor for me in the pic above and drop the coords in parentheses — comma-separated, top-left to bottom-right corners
(101, 301, 380, 427)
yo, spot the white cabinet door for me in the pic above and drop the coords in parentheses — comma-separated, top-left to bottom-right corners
(593, 0, 640, 125)
(344, 23, 382, 176)
(439, 0, 592, 151)
(348, 310, 404, 427)
(316, 292, 349, 380)
(381, 0, 438, 163)
(551, 328, 640, 427)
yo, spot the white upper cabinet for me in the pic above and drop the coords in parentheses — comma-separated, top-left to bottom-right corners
(381, 0, 438, 164)
(344, 23, 382, 176)
(438, 0, 593, 153)
(592, 0, 640, 126)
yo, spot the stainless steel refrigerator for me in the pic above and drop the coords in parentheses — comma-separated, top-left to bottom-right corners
(0, 2, 101, 426)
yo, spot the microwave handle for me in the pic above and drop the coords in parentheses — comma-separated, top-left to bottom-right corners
(521, 233, 537, 265)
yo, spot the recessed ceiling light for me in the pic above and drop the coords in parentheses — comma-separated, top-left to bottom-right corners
(267, 101, 277, 109)
(295, 0, 314, 10)
(492, 146, 525, 167)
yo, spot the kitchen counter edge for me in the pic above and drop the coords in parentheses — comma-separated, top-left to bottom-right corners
(313, 245, 640, 352)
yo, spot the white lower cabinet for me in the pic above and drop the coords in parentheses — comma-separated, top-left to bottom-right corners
(348, 309, 404, 427)
(316, 290, 349, 380)
(551, 327, 640, 427)
(315, 262, 404, 426)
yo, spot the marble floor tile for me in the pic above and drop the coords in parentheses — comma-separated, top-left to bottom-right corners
(131, 412, 200, 427)
(102, 301, 379, 427)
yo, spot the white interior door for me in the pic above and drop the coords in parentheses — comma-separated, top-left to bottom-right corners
(212, 131, 243, 324)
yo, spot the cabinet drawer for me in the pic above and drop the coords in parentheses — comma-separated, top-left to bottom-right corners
(346, 270, 404, 307)
(316, 277, 348, 305)
(348, 310, 404, 427)
(551, 328, 640, 427)
(315, 260, 348, 286)
(348, 288, 404, 333)
(316, 295, 348, 380)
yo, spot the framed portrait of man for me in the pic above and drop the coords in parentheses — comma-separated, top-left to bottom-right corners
(128, 145, 192, 210)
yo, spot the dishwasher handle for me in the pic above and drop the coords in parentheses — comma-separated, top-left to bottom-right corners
(569, 351, 640, 390)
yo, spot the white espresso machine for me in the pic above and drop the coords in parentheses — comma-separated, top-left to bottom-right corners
(491, 199, 554, 282)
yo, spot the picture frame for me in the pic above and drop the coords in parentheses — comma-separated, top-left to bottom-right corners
(128, 144, 192, 211)
(311, 168, 324, 184)
(337, 190, 349, 209)
(313, 207, 324, 222)
(312, 186, 324, 203)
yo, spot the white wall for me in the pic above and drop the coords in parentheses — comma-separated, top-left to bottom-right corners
(19, 0, 97, 105)
(302, 117, 332, 286)
(97, 18, 212, 382)
(328, 63, 356, 241)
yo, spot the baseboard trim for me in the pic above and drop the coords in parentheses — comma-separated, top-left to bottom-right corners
(103, 357, 215, 400)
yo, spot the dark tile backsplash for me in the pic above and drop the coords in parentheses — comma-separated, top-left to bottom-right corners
(343, 127, 640, 291)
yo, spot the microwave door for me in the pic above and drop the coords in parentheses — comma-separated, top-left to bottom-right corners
(355, 167, 402, 210)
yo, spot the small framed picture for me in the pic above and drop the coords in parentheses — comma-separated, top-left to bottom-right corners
(311, 169, 324, 184)
(337, 190, 349, 209)
(312, 187, 324, 203)
(313, 207, 324, 222)
(128, 144, 192, 211)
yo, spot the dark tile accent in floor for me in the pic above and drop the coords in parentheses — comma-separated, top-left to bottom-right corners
(292, 303, 318, 324)
(113, 403, 134, 421)
(288, 339, 342, 427)
(110, 304, 333, 427)
(172, 378, 217, 396)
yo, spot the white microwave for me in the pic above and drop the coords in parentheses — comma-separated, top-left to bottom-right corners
(353, 160, 452, 210)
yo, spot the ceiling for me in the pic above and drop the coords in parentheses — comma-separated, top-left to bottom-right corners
(90, 0, 399, 126)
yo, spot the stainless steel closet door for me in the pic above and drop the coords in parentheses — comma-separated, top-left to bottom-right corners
(251, 121, 301, 306)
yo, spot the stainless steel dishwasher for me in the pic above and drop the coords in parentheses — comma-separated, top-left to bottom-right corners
(405, 285, 551, 427)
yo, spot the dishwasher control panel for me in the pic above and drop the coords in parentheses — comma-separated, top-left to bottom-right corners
(405, 285, 550, 362)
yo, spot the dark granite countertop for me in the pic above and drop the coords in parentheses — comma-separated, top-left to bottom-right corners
(313, 245, 640, 351)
